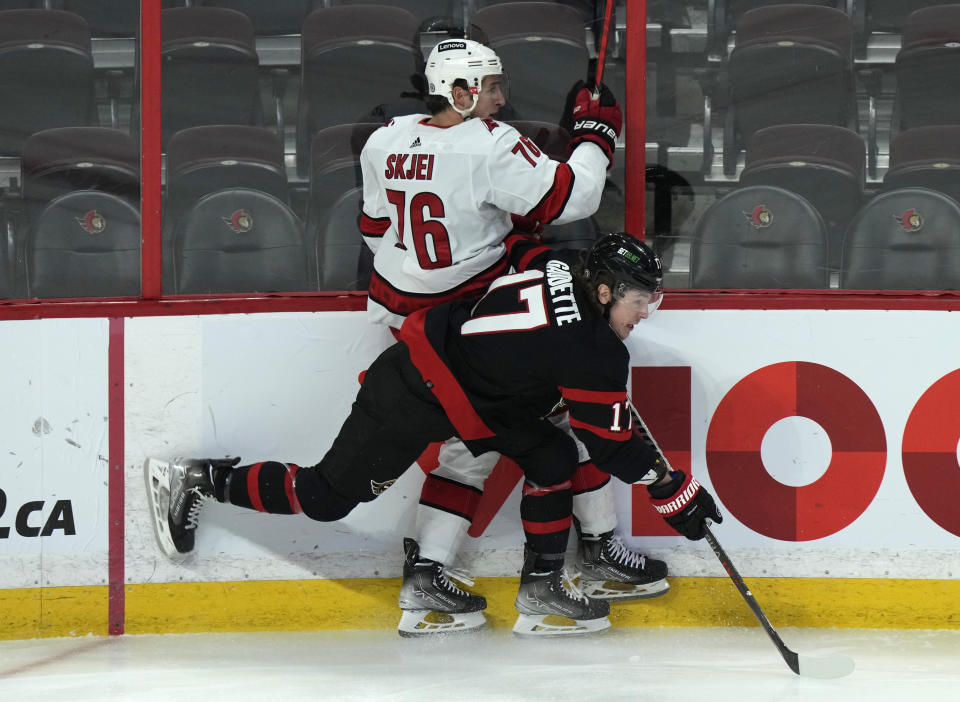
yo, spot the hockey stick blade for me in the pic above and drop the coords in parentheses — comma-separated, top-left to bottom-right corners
(624, 400, 854, 678)
(704, 526, 855, 679)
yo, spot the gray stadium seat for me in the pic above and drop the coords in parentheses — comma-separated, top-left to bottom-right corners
(470, 2, 589, 125)
(164, 125, 289, 292)
(306, 123, 381, 291)
(721, 5, 856, 176)
(173, 188, 309, 294)
(161, 7, 262, 147)
(0, 9, 97, 157)
(19, 126, 139, 297)
(296, 5, 423, 174)
(690, 185, 829, 288)
(884, 126, 960, 203)
(841, 188, 960, 290)
(195, 0, 316, 35)
(26, 191, 141, 298)
(332, 0, 462, 25)
(893, 5, 960, 134)
(740, 124, 865, 271)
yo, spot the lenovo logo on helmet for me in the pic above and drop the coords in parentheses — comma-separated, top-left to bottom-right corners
(438, 41, 467, 52)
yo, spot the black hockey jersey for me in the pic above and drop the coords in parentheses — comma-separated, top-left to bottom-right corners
(399, 236, 663, 485)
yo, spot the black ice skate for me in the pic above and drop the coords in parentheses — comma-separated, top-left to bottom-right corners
(513, 549, 611, 637)
(145, 457, 230, 559)
(397, 538, 487, 637)
(576, 531, 670, 601)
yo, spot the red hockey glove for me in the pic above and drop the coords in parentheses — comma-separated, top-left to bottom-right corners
(565, 80, 622, 167)
(647, 470, 723, 540)
(510, 213, 544, 236)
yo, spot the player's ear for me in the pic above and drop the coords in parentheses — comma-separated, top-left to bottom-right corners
(597, 284, 612, 305)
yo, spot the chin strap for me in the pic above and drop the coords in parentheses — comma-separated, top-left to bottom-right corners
(449, 92, 479, 119)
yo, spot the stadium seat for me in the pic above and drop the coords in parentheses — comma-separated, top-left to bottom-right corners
(331, 0, 462, 25)
(173, 188, 309, 294)
(740, 124, 865, 271)
(18, 126, 139, 297)
(893, 5, 960, 135)
(296, 5, 423, 175)
(25, 190, 141, 298)
(21, 126, 140, 212)
(164, 125, 288, 292)
(850, 0, 960, 37)
(194, 0, 316, 35)
(161, 7, 262, 147)
(884, 126, 960, 203)
(470, 2, 589, 125)
(62, 0, 145, 36)
(306, 123, 380, 291)
(720, 5, 856, 176)
(690, 185, 829, 288)
(0, 9, 97, 157)
(707, 0, 845, 58)
(841, 188, 960, 290)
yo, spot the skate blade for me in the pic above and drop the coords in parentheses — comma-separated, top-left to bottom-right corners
(578, 577, 670, 601)
(512, 613, 611, 638)
(144, 458, 185, 561)
(397, 610, 486, 637)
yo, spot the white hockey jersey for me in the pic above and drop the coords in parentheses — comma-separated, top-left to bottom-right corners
(359, 113, 609, 328)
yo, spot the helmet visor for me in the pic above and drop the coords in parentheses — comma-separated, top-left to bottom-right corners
(648, 288, 664, 313)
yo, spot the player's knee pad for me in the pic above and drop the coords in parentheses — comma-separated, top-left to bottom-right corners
(294, 468, 358, 522)
(516, 432, 579, 488)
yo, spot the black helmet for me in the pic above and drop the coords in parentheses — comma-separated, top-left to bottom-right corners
(584, 232, 663, 296)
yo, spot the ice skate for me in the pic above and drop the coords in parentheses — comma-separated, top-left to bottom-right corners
(513, 549, 611, 637)
(145, 457, 232, 559)
(576, 531, 669, 601)
(397, 538, 487, 637)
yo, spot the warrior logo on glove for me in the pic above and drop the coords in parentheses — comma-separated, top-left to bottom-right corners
(648, 470, 724, 541)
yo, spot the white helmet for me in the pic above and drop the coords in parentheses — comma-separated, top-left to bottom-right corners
(424, 39, 503, 117)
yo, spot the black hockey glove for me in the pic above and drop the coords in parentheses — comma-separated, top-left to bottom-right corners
(647, 470, 722, 540)
(562, 80, 622, 167)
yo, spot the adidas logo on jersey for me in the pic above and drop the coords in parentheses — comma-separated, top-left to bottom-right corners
(409, 137, 421, 148)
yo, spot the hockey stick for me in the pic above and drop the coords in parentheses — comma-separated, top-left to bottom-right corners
(626, 400, 855, 679)
(592, 0, 616, 97)
(702, 525, 854, 678)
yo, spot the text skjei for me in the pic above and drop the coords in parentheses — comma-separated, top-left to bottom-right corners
(384, 153, 435, 180)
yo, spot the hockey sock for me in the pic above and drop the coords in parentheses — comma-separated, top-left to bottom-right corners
(416, 474, 482, 563)
(419, 473, 482, 522)
(220, 461, 303, 514)
(520, 479, 572, 555)
(571, 462, 617, 536)
(571, 461, 610, 494)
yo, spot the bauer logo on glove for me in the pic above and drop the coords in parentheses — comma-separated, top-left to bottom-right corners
(562, 80, 623, 167)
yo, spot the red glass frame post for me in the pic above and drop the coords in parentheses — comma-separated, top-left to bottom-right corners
(625, 0, 646, 238)
(140, 0, 162, 299)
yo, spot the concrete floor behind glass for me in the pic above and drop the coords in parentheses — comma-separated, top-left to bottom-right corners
(1, 627, 959, 702)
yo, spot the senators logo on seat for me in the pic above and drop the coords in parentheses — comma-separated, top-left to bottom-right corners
(894, 208, 923, 233)
(223, 209, 253, 234)
(76, 210, 106, 235)
(743, 205, 772, 229)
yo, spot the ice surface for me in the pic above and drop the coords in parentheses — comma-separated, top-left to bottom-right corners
(1, 627, 959, 701)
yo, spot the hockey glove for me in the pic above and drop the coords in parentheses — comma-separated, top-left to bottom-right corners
(647, 470, 723, 540)
(564, 80, 622, 167)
